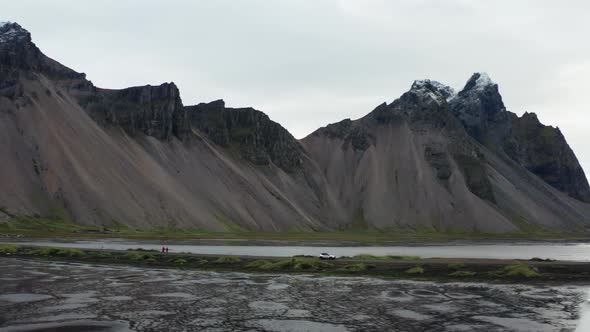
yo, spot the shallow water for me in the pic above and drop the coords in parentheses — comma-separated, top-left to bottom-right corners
(6, 239, 590, 261)
(0, 258, 589, 331)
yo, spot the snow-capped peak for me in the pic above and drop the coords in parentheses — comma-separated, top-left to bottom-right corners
(411, 79, 456, 102)
(473, 72, 494, 90)
(455, 72, 498, 96)
(0, 21, 29, 44)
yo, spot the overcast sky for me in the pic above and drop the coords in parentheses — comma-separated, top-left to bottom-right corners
(5, 0, 590, 175)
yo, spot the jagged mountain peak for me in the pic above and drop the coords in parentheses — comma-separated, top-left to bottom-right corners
(411, 79, 456, 101)
(447, 73, 590, 203)
(0, 21, 30, 44)
(452, 72, 506, 115)
(462, 72, 496, 91)
(0, 21, 83, 80)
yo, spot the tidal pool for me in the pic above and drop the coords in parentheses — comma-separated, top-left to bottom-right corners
(0, 258, 589, 331)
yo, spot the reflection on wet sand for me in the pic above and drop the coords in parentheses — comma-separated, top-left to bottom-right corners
(0, 258, 588, 331)
(576, 289, 590, 332)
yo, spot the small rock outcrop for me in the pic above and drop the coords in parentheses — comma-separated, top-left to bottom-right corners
(310, 117, 375, 151)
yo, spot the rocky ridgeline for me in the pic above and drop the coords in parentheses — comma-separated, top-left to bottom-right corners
(4, 20, 583, 200)
(0, 22, 84, 81)
(2, 21, 590, 232)
(77, 83, 188, 141)
(309, 72, 590, 203)
(449, 73, 590, 202)
(187, 100, 304, 172)
(79, 88, 304, 171)
(309, 117, 375, 151)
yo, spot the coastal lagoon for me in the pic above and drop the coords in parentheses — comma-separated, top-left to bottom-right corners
(6, 239, 590, 261)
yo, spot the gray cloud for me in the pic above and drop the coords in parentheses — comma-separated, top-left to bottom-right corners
(5, 0, 590, 175)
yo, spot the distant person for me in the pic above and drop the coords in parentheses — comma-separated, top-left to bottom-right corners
(161, 246, 165, 253)
(165, 247, 169, 253)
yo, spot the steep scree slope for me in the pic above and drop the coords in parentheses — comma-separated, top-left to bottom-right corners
(1, 22, 589, 233)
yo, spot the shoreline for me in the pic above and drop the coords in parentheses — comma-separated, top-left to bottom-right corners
(3, 230, 590, 245)
(3, 244, 590, 285)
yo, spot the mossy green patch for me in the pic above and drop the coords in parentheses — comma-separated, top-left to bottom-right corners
(0, 215, 99, 233)
(501, 263, 539, 278)
(126, 248, 158, 252)
(215, 213, 245, 232)
(0, 213, 586, 242)
(55, 248, 85, 257)
(173, 258, 187, 265)
(344, 263, 375, 272)
(388, 255, 421, 260)
(352, 254, 421, 260)
(254, 257, 333, 271)
(94, 252, 112, 258)
(0, 244, 20, 254)
(449, 270, 476, 277)
(215, 256, 241, 264)
(4, 245, 584, 283)
(126, 252, 156, 261)
(448, 263, 466, 270)
(25, 247, 85, 257)
(26, 247, 60, 256)
(512, 216, 552, 234)
(405, 266, 425, 274)
(246, 259, 273, 269)
(353, 254, 383, 260)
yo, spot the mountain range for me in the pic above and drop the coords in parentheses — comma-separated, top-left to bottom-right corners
(1, 22, 589, 234)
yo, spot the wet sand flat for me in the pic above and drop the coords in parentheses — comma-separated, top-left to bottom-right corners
(0, 258, 588, 331)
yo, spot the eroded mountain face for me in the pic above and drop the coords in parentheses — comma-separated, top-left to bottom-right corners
(77, 83, 188, 141)
(449, 73, 590, 202)
(303, 75, 590, 232)
(1, 22, 589, 233)
(187, 100, 304, 173)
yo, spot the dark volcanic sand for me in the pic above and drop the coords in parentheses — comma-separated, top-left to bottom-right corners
(0, 258, 588, 331)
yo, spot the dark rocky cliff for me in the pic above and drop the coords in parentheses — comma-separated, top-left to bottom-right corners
(0, 22, 85, 101)
(504, 112, 590, 202)
(450, 73, 590, 202)
(77, 87, 304, 172)
(0, 22, 187, 142)
(186, 100, 304, 172)
(77, 83, 188, 140)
